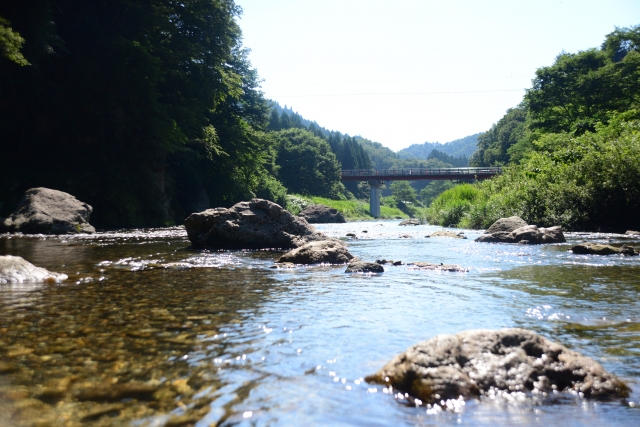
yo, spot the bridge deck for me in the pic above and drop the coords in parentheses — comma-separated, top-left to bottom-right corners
(340, 167, 502, 181)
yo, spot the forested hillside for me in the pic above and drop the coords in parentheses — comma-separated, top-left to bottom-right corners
(397, 133, 479, 162)
(7, 1, 628, 229)
(0, 1, 373, 227)
(0, 0, 280, 228)
(429, 25, 640, 231)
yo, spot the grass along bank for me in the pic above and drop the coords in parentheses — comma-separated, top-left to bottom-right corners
(285, 195, 415, 220)
(426, 118, 640, 232)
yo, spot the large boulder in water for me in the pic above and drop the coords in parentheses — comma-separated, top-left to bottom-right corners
(476, 225, 565, 244)
(1, 188, 95, 234)
(298, 204, 346, 224)
(277, 240, 354, 264)
(366, 328, 630, 404)
(571, 243, 638, 256)
(345, 261, 384, 273)
(0, 255, 67, 284)
(485, 216, 528, 234)
(184, 199, 329, 250)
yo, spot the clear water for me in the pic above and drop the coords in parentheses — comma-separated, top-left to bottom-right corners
(1, 221, 639, 426)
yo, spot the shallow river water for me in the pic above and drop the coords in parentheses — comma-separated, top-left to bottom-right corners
(1, 222, 640, 426)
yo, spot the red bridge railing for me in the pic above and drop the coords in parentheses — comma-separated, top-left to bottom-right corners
(340, 167, 502, 181)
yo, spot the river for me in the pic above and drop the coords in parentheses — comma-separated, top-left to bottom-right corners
(1, 222, 639, 426)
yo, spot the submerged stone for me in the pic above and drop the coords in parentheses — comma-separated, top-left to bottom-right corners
(571, 243, 638, 255)
(297, 204, 346, 223)
(277, 240, 354, 265)
(399, 219, 421, 226)
(0, 255, 67, 284)
(429, 230, 467, 239)
(345, 261, 384, 273)
(366, 328, 630, 404)
(269, 262, 295, 269)
(75, 382, 159, 402)
(476, 225, 565, 244)
(409, 262, 468, 272)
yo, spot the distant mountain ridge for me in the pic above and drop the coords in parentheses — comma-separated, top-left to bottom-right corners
(269, 101, 481, 169)
(398, 133, 481, 160)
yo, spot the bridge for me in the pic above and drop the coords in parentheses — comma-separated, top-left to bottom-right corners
(340, 167, 502, 218)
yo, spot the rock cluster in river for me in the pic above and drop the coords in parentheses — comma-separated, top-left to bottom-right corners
(1, 187, 95, 234)
(277, 240, 354, 264)
(297, 204, 346, 223)
(571, 243, 638, 255)
(476, 217, 565, 244)
(409, 262, 468, 272)
(485, 216, 528, 234)
(399, 219, 421, 226)
(366, 328, 630, 404)
(184, 199, 329, 249)
(345, 261, 384, 273)
(0, 255, 68, 284)
(428, 230, 467, 239)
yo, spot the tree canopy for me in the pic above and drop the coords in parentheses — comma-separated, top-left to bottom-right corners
(0, 0, 276, 227)
(525, 26, 640, 135)
(273, 129, 343, 198)
(435, 25, 640, 231)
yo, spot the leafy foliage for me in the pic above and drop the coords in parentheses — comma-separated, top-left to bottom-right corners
(435, 26, 640, 231)
(273, 129, 344, 198)
(389, 181, 420, 204)
(419, 181, 455, 206)
(425, 184, 480, 226)
(427, 149, 468, 167)
(292, 194, 409, 220)
(0, 15, 28, 65)
(469, 106, 530, 166)
(264, 104, 372, 198)
(433, 116, 640, 231)
(0, 0, 282, 227)
(524, 25, 640, 137)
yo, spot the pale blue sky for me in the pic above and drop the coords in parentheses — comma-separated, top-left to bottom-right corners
(235, 0, 639, 151)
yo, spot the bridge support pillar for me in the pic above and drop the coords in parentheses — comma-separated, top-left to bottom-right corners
(368, 181, 383, 218)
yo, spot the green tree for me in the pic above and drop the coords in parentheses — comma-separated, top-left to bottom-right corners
(525, 25, 640, 136)
(427, 149, 468, 167)
(274, 129, 343, 198)
(390, 181, 420, 204)
(602, 25, 640, 62)
(0, 0, 272, 227)
(420, 181, 455, 206)
(469, 106, 529, 166)
(0, 15, 28, 65)
(279, 112, 291, 129)
(267, 109, 281, 131)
